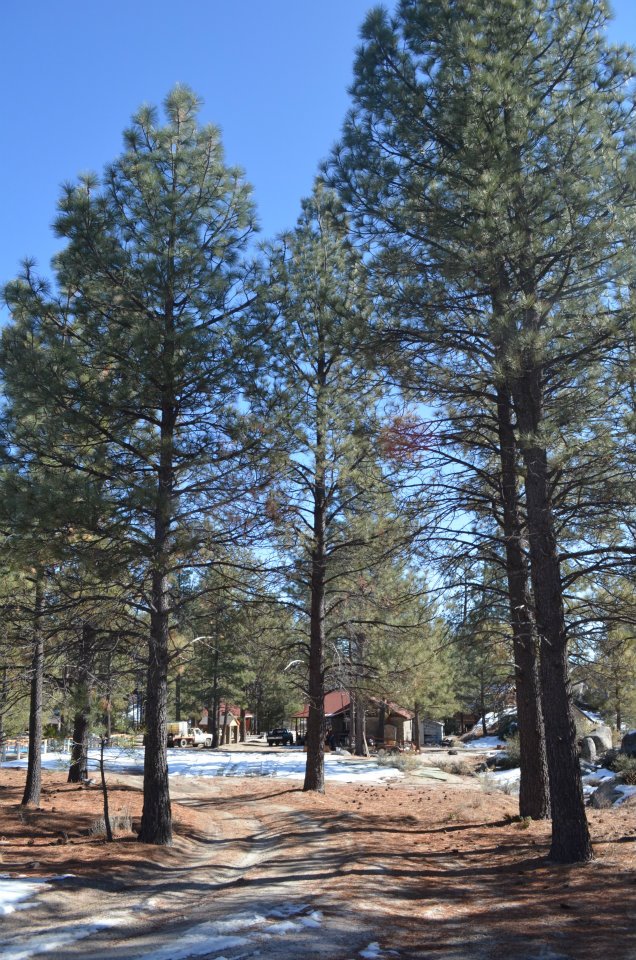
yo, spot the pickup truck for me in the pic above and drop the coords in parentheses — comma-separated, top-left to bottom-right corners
(167, 722, 212, 748)
(267, 728, 294, 746)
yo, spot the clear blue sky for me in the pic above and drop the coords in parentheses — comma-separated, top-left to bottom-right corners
(2, 0, 636, 300)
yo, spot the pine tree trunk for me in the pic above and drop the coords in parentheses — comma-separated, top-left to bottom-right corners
(175, 671, 181, 722)
(99, 737, 113, 842)
(221, 711, 228, 745)
(211, 650, 220, 748)
(22, 573, 44, 808)
(240, 708, 246, 743)
(139, 377, 175, 845)
(0, 666, 7, 757)
(355, 698, 369, 756)
(304, 351, 327, 794)
(348, 690, 357, 752)
(104, 645, 113, 746)
(480, 677, 488, 737)
(413, 703, 421, 751)
(513, 371, 592, 863)
(303, 548, 326, 790)
(495, 384, 550, 820)
(68, 711, 90, 783)
(139, 569, 172, 844)
(68, 623, 95, 784)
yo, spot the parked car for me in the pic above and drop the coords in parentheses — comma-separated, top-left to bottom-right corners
(267, 728, 294, 746)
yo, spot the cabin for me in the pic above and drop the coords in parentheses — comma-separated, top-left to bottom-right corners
(199, 703, 253, 744)
(292, 691, 425, 749)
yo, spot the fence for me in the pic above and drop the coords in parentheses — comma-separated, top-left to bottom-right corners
(0, 734, 141, 762)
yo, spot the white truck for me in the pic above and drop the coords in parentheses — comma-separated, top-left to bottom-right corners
(166, 721, 212, 748)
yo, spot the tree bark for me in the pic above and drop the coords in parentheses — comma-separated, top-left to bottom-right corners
(211, 648, 220, 748)
(22, 572, 44, 807)
(138, 566, 172, 844)
(480, 676, 488, 737)
(138, 338, 176, 844)
(175, 671, 181, 723)
(0, 666, 7, 758)
(347, 691, 355, 752)
(304, 354, 327, 793)
(99, 737, 113, 842)
(354, 697, 369, 757)
(68, 623, 95, 784)
(513, 370, 592, 862)
(495, 384, 550, 820)
(413, 702, 421, 751)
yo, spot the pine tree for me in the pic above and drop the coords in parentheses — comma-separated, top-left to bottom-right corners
(257, 182, 398, 791)
(331, 0, 635, 861)
(2, 86, 258, 843)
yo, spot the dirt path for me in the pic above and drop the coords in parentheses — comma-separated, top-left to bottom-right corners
(1, 767, 636, 959)
(0, 775, 386, 959)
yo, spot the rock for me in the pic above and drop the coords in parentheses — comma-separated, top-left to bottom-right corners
(589, 725, 613, 752)
(580, 737, 597, 763)
(590, 777, 624, 809)
(448, 749, 458, 755)
(622, 730, 636, 757)
(601, 748, 619, 767)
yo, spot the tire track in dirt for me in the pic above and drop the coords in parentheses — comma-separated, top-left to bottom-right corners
(0, 774, 389, 960)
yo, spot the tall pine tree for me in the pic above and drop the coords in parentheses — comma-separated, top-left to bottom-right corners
(332, 0, 635, 861)
(2, 86, 259, 843)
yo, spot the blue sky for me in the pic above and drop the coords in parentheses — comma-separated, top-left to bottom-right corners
(2, 0, 636, 300)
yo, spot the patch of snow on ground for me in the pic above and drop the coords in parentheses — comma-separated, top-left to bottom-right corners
(0, 874, 74, 917)
(132, 918, 257, 960)
(0, 877, 51, 915)
(134, 904, 322, 960)
(3, 748, 403, 784)
(360, 944, 383, 958)
(615, 785, 636, 804)
(464, 737, 506, 750)
(0, 917, 127, 960)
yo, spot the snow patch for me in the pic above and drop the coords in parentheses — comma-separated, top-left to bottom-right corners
(614, 785, 636, 805)
(134, 904, 323, 960)
(4, 748, 403, 784)
(464, 737, 506, 750)
(360, 943, 383, 958)
(0, 917, 127, 959)
(0, 874, 73, 916)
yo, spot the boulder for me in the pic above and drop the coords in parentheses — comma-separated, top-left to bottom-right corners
(590, 777, 624, 809)
(589, 725, 613, 752)
(580, 737, 597, 763)
(621, 730, 636, 758)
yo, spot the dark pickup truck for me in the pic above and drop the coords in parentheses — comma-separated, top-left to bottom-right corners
(267, 728, 294, 746)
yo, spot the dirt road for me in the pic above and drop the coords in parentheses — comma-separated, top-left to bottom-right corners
(1, 767, 635, 960)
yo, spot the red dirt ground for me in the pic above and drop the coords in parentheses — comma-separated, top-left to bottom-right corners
(1, 766, 635, 959)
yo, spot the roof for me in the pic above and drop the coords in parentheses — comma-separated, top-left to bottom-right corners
(383, 699, 414, 721)
(292, 691, 414, 721)
(292, 689, 351, 720)
(201, 704, 253, 721)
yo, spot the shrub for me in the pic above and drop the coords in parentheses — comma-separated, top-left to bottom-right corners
(611, 755, 636, 785)
(89, 807, 133, 837)
(494, 734, 520, 770)
(478, 773, 518, 796)
(435, 759, 475, 777)
(376, 750, 421, 772)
